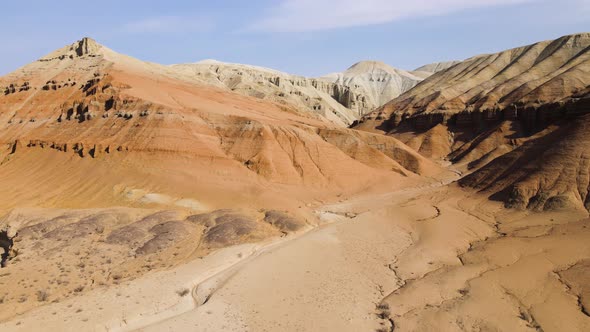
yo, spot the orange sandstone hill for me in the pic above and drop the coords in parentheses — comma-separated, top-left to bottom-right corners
(354, 33, 590, 211)
(0, 37, 446, 212)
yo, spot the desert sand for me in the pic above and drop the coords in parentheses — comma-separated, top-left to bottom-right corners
(2, 174, 589, 332)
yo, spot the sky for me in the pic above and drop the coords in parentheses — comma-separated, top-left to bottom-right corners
(1, 0, 589, 76)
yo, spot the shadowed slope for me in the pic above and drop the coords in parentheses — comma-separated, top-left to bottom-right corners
(353, 33, 590, 211)
(460, 114, 590, 211)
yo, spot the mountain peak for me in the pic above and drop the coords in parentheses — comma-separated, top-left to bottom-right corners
(346, 60, 395, 73)
(194, 59, 223, 65)
(73, 37, 102, 56)
(40, 37, 104, 61)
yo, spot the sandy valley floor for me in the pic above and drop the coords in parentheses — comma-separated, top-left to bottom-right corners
(1, 174, 588, 332)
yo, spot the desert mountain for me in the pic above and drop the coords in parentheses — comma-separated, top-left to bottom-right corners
(319, 60, 425, 112)
(0, 37, 450, 210)
(0, 37, 453, 317)
(355, 32, 590, 211)
(171, 59, 433, 127)
(0, 32, 590, 332)
(170, 60, 367, 126)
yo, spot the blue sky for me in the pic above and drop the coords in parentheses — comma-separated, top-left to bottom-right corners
(1, 0, 588, 76)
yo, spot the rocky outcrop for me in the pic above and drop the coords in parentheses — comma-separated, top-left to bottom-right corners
(170, 61, 374, 126)
(0, 227, 16, 268)
(170, 60, 435, 126)
(42, 79, 77, 91)
(367, 93, 590, 133)
(39, 37, 102, 62)
(3, 82, 31, 95)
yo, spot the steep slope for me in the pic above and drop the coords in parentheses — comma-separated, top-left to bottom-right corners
(354, 33, 590, 211)
(357, 33, 590, 133)
(320, 61, 425, 112)
(413, 60, 460, 75)
(460, 113, 590, 211)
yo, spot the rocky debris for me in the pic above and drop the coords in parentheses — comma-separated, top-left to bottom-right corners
(42, 213, 115, 241)
(21, 139, 118, 158)
(3, 82, 30, 95)
(42, 79, 76, 91)
(185, 209, 306, 248)
(0, 228, 16, 268)
(0, 206, 309, 318)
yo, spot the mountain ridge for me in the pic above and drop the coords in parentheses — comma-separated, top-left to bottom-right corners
(353, 32, 590, 211)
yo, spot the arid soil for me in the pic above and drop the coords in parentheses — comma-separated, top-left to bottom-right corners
(1, 177, 588, 331)
(0, 34, 589, 332)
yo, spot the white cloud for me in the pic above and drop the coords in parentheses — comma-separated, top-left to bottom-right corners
(249, 0, 538, 32)
(123, 16, 214, 34)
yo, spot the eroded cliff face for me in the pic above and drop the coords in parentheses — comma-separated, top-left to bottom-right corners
(170, 61, 375, 126)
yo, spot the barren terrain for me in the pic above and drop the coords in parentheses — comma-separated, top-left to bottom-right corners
(2, 175, 589, 332)
(1, 34, 589, 332)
